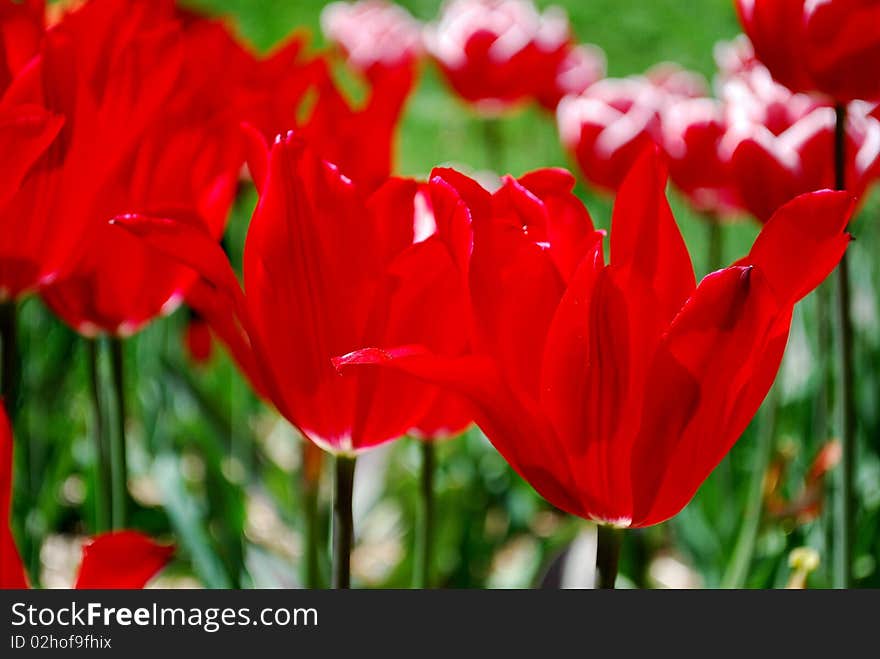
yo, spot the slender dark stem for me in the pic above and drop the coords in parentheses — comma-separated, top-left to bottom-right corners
(595, 525, 622, 589)
(706, 215, 724, 273)
(414, 440, 436, 588)
(86, 339, 111, 533)
(815, 285, 832, 443)
(482, 117, 504, 172)
(332, 455, 356, 589)
(108, 337, 128, 529)
(833, 103, 854, 589)
(0, 300, 20, 423)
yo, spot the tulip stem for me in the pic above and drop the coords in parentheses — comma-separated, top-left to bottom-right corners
(332, 455, 356, 589)
(0, 301, 20, 423)
(414, 440, 436, 588)
(86, 339, 111, 533)
(833, 102, 855, 589)
(482, 117, 504, 172)
(706, 215, 724, 273)
(595, 524, 622, 589)
(108, 337, 128, 529)
(721, 385, 778, 588)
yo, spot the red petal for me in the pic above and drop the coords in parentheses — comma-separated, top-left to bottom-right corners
(0, 403, 28, 588)
(0, 103, 62, 207)
(241, 122, 269, 193)
(739, 190, 853, 304)
(110, 214, 248, 321)
(74, 531, 173, 589)
(506, 168, 597, 282)
(334, 347, 584, 516)
(610, 145, 695, 323)
(631, 266, 786, 526)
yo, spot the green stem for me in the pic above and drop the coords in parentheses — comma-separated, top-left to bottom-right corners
(833, 102, 854, 589)
(109, 337, 128, 529)
(595, 524, 622, 589)
(332, 455, 356, 589)
(721, 385, 778, 588)
(413, 440, 436, 588)
(482, 117, 504, 172)
(86, 339, 111, 533)
(706, 215, 724, 273)
(815, 284, 832, 443)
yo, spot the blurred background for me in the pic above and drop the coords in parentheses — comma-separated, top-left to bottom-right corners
(13, 0, 880, 588)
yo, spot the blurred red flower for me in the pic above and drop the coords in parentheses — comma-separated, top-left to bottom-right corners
(735, 0, 880, 102)
(335, 147, 852, 527)
(557, 66, 705, 193)
(765, 439, 841, 525)
(717, 39, 880, 222)
(115, 134, 471, 453)
(660, 96, 745, 216)
(426, 0, 603, 113)
(35, 4, 243, 335)
(0, 403, 172, 589)
(321, 0, 422, 84)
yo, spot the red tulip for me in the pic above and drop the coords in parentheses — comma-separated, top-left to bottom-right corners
(557, 67, 705, 193)
(0, 0, 189, 303)
(735, 0, 880, 102)
(718, 41, 880, 221)
(321, 0, 422, 83)
(534, 43, 605, 112)
(334, 147, 852, 527)
(34, 5, 243, 335)
(1, 403, 172, 589)
(0, 1, 64, 301)
(660, 97, 745, 216)
(425, 0, 598, 113)
(114, 134, 471, 454)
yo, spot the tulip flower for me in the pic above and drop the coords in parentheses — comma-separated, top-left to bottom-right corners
(426, 0, 600, 113)
(37, 6, 243, 336)
(1, 403, 173, 589)
(557, 66, 705, 192)
(735, 0, 880, 103)
(0, 0, 188, 303)
(9, 1, 243, 533)
(334, 147, 852, 532)
(321, 0, 422, 84)
(718, 45, 880, 221)
(114, 134, 472, 586)
(534, 43, 605, 113)
(660, 96, 744, 217)
(115, 134, 469, 456)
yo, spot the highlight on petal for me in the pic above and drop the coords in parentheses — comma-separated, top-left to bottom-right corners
(74, 531, 174, 590)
